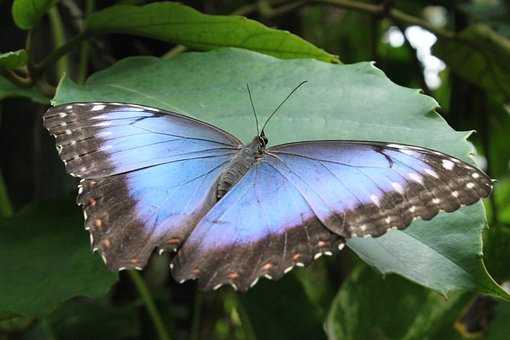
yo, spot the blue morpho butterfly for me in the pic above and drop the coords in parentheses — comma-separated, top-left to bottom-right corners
(44, 81, 492, 291)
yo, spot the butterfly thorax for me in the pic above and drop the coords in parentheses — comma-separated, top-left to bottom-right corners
(216, 136, 266, 200)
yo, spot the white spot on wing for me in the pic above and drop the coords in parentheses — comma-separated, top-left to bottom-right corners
(370, 194, 380, 206)
(466, 182, 475, 189)
(94, 121, 111, 127)
(401, 148, 418, 156)
(91, 104, 106, 111)
(392, 182, 404, 193)
(408, 172, 423, 184)
(425, 169, 439, 178)
(442, 159, 455, 170)
(472, 172, 480, 179)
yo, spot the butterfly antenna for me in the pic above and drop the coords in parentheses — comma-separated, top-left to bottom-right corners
(261, 80, 308, 133)
(246, 83, 260, 136)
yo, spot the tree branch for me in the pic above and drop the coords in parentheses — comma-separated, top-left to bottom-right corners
(32, 32, 90, 76)
(311, 0, 455, 39)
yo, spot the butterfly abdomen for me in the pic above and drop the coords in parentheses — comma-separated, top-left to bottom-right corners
(216, 137, 262, 199)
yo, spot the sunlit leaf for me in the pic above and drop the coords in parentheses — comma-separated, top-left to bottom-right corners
(85, 2, 338, 63)
(11, 0, 57, 30)
(0, 50, 28, 70)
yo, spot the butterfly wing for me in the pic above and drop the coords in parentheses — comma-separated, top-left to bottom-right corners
(171, 140, 491, 291)
(265, 141, 492, 238)
(44, 103, 241, 270)
(171, 160, 345, 291)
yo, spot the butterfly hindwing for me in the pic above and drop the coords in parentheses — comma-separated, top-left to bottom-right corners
(171, 160, 345, 291)
(44, 103, 241, 269)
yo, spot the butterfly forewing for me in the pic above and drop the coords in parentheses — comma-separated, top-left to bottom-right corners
(44, 102, 241, 270)
(266, 141, 492, 238)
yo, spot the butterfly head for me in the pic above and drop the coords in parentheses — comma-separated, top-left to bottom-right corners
(258, 131, 268, 148)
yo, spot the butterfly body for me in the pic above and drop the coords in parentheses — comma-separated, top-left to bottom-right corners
(216, 136, 265, 199)
(44, 102, 492, 291)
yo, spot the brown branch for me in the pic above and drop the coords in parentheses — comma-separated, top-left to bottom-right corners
(311, 0, 455, 39)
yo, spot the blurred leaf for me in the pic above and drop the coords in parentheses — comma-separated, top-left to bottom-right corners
(0, 50, 28, 70)
(240, 273, 326, 340)
(11, 0, 57, 30)
(85, 2, 338, 63)
(326, 265, 470, 340)
(486, 179, 510, 225)
(461, 2, 510, 38)
(487, 300, 510, 339)
(0, 313, 34, 333)
(0, 76, 48, 104)
(49, 299, 140, 340)
(53, 48, 505, 299)
(0, 200, 117, 316)
(484, 223, 510, 283)
(434, 24, 510, 104)
(0, 171, 13, 220)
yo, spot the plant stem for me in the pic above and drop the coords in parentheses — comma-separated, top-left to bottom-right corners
(128, 271, 172, 340)
(162, 45, 188, 59)
(32, 32, 89, 77)
(0, 68, 33, 88)
(235, 297, 256, 340)
(312, 0, 455, 39)
(189, 291, 203, 340)
(48, 6, 69, 79)
(78, 0, 95, 83)
(0, 170, 13, 219)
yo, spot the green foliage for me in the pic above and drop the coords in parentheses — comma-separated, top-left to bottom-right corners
(326, 265, 470, 340)
(43, 299, 140, 340)
(0, 50, 28, 70)
(0, 200, 117, 316)
(11, 0, 57, 30)
(434, 25, 510, 104)
(0, 76, 48, 103)
(52, 48, 505, 299)
(1, 0, 510, 339)
(86, 2, 338, 63)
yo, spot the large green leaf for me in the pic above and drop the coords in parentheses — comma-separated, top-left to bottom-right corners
(0, 200, 117, 316)
(434, 24, 510, 104)
(11, 0, 57, 30)
(0, 50, 28, 70)
(0, 76, 48, 104)
(85, 2, 338, 63)
(326, 265, 470, 340)
(52, 48, 506, 299)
